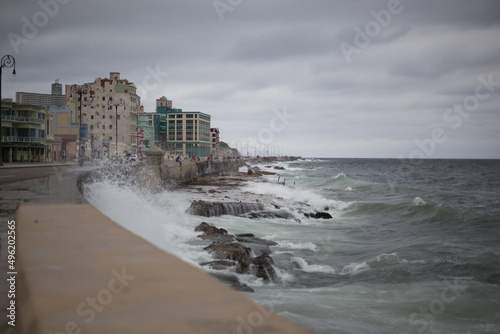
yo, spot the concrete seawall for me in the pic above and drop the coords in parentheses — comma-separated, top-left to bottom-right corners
(16, 204, 310, 334)
(79, 157, 247, 192)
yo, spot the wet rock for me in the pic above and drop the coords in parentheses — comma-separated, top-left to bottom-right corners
(235, 234, 278, 247)
(204, 242, 253, 262)
(235, 234, 278, 257)
(245, 210, 295, 220)
(200, 260, 237, 270)
(210, 272, 255, 293)
(304, 212, 333, 219)
(195, 222, 236, 242)
(274, 166, 285, 170)
(187, 200, 265, 217)
(236, 253, 277, 282)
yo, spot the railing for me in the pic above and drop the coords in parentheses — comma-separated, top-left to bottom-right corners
(0, 136, 45, 143)
(1, 115, 44, 124)
(18, 117, 45, 124)
(1, 115, 19, 121)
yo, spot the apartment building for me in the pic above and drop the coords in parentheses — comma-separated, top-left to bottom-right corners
(210, 128, 220, 156)
(65, 72, 143, 157)
(16, 80, 66, 107)
(1, 100, 48, 163)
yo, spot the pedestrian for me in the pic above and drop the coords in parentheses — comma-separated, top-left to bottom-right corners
(176, 155, 182, 167)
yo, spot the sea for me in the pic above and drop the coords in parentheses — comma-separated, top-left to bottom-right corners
(83, 158, 500, 334)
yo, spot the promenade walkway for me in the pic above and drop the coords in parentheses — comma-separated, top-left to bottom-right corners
(2, 157, 310, 333)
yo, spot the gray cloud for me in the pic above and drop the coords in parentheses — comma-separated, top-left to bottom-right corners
(1, 0, 499, 158)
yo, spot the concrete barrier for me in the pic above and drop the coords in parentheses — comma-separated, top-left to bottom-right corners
(16, 204, 310, 334)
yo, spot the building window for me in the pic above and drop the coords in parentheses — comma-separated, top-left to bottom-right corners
(109, 125, 113, 129)
(102, 125, 105, 129)
(102, 97, 105, 101)
(91, 115, 94, 119)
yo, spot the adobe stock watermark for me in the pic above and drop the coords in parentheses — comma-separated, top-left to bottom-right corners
(247, 106, 295, 147)
(135, 65, 170, 101)
(399, 73, 499, 162)
(213, 0, 244, 22)
(48, 267, 135, 334)
(400, 279, 469, 334)
(7, 0, 72, 54)
(224, 290, 283, 334)
(339, 0, 407, 64)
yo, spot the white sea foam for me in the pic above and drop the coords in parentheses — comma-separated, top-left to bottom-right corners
(333, 172, 347, 179)
(83, 180, 201, 265)
(242, 182, 349, 212)
(238, 165, 249, 173)
(276, 241, 318, 252)
(412, 197, 427, 206)
(340, 261, 370, 275)
(292, 257, 336, 274)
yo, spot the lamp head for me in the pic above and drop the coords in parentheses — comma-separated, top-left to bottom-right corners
(12, 69, 16, 77)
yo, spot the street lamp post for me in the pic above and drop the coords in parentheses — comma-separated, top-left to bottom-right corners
(108, 98, 125, 157)
(71, 84, 92, 166)
(0, 55, 16, 166)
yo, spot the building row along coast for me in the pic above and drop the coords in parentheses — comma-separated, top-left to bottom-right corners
(1, 72, 221, 163)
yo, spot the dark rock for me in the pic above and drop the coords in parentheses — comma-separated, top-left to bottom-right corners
(210, 272, 255, 293)
(274, 166, 285, 170)
(194, 222, 236, 242)
(200, 260, 237, 270)
(235, 234, 278, 247)
(236, 253, 277, 282)
(204, 242, 253, 262)
(235, 233, 255, 238)
(304, 212, 333, 219)
(245, 210, 295, 220)
(235, 234, 278, 257)
(187, 200, 265, 217)
(314, 212, 333, 219)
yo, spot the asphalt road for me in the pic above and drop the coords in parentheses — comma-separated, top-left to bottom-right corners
(0, 165, 73, 185)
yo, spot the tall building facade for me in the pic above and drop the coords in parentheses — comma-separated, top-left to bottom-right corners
(156, 102, 212, 157)
(210, 128, 220, 156)
(16, 79, 66, 107)
(1, 100, 48, 163)
(156, 96, 172, 109)
(65, 72, 143, 157)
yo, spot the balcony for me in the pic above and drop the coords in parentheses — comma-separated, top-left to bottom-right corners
(1, 115, 45, 124)
(1, 136, 45, 143)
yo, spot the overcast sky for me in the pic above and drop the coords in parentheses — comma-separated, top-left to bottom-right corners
(1, 0, 499, 158)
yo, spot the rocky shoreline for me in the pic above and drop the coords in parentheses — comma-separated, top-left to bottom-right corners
(181, 163, 333, 292)
(194, 221, 278, 292)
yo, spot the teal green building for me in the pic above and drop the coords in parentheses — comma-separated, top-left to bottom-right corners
(157, 106, 212, 157)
